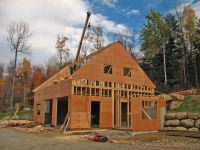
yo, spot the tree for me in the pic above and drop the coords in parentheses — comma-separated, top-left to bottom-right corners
(32, 66, 45, 89)
(19, 58, 32, 106)
(7, 21, 31, 108)
(113, 29, 135, 56)
(82, 24, 105, 56)
(141, 9, 169, 87)
(56, 36, 70, 69)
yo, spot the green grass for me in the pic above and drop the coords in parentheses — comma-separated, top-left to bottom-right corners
(0, 109, 32, 120)
(169, 95, 200, 112)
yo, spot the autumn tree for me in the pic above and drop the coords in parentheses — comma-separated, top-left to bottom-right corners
(7, 21, 31, 108)
(18, 58, 32, 106)
(32, 66, 45, 89)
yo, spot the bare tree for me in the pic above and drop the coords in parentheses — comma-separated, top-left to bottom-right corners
(113, 29, 135, 56)
(55, 35, 70, 69)
(82, 24, 105, 56)
(7, 21, 31, 108)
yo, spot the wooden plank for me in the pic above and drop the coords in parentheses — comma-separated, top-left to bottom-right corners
(141, 107, 152, 120)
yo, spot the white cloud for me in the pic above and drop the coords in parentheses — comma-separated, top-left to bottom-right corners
(191, 1, 200, 18)
(126, 9, 140, 16)
(98, 0, 118, 8)
(0, 0, 129, 65)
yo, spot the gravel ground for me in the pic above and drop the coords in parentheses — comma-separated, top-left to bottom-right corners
(0, 128, 200, 150)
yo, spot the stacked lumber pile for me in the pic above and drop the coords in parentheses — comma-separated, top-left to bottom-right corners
(15, 125, 49, 133)
(0, 120, 34, 128)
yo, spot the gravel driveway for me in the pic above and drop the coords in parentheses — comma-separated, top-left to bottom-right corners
(0, 128, 198, 150)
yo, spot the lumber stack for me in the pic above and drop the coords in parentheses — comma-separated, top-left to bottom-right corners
(0, 120, 34, 128)
(15, 125, 49, 133)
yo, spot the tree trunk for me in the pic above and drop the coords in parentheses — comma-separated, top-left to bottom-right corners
(163, 43, 167, 86)
(182, 56, 187, 86)
(194, 61, 198, 89)
(10, 51, 17, 109)
(23, 80, 26, 106)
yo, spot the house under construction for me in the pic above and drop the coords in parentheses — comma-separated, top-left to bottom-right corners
(33, 42, 166, 132)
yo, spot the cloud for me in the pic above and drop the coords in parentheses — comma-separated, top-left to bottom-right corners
(169, 0, 196, 14)
(0, 0, 129, 65)
(191, 1, 200, 18)
(126, 9, 140, 16)
(98, 0, 118, 8)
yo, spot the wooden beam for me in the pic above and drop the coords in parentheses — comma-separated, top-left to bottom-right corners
(141, 107, 152, 120)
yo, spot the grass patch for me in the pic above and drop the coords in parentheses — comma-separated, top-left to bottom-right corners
(0, 109, 32, 120)
(169, 95, 200, 112)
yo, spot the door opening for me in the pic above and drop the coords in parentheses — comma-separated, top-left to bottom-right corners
(121, 102, 128, 127)
(45, 99, 52, 124)
(57, 96, 68, 125)
(91, 101, 100, 128)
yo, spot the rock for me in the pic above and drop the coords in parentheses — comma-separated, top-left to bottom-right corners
(169, 101, 183, 110)
(23, 108, 31, 111)
(188, 127, 199, 131)
(2, 116, 10, 120)
(180, 119, 194, 128)
(188, 112, 199, 120)
(159, 94, 173, 101)
(164, 127, 174, 130)
(195, 119, 200, 128)
(174, 126, 187, 131)
(176, 112, 187, 119)
(165, 119, 180, 127)
(170, 94, 185, 101)
(165, 113, 176, 120)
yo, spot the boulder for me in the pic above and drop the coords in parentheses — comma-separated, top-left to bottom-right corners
(163, 127, 173, 130)
(176, 112, 187, 119)
(180, 119, 195, 128)
(170, 94, 185, 101)
(195, 119, 200, 128)
(169, 101, 183, 110)
(165, 119, 180, 127)
(174, 126, 187, 131)
(23, 108, 31, 111)
(159, 94, 173, 101)
(188, 127, 199, 131)
(165, 113, 176, 120)
(188, 112, 199, 120)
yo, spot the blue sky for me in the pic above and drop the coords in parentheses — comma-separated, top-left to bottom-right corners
(88, 0, 200, 46)
(0, 0, 200, 65)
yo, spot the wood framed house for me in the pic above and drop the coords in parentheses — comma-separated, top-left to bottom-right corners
(33, 42, 165, 131)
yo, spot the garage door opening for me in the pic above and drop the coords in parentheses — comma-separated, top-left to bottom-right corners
(57, 97, 68, 125)
(91, 101, 100, 128)
(45, 99, 52, 124)
(121, 102, 128, 127)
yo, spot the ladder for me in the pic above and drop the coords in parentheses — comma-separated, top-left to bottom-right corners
(60, 112, 70, 132)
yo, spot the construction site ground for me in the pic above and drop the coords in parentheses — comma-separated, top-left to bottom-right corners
(0, 127, 199, 150)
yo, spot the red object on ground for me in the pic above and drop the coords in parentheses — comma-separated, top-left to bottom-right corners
(91, 134, 108, 142)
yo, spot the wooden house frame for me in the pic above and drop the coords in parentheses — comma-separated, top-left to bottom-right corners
(33, 42, 165, 131)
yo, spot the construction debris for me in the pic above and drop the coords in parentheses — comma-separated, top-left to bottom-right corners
(15, 125, 50, 133)
(0, 120, 34, 128)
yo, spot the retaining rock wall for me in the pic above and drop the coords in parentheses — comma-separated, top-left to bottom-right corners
(164, 112, 200, 131)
